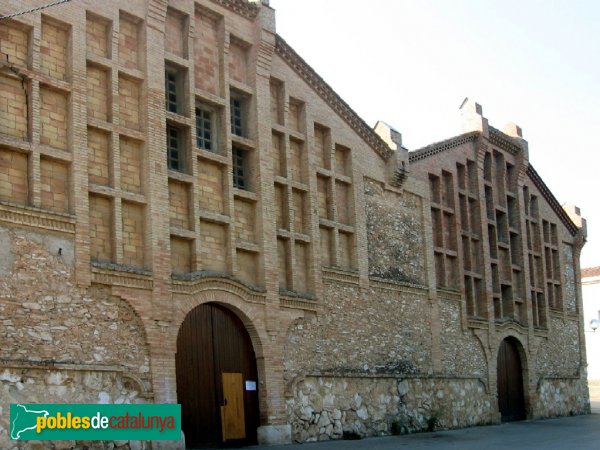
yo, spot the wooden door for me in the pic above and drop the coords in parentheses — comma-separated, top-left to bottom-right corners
(176, 303, 259, 448)
(220, 373, 246, 441)
(497, 338, 525, 422)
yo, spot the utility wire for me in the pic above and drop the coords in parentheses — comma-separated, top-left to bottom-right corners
(0, 0, 73, 21)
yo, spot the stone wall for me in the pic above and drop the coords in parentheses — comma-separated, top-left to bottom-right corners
(563, 244, 577, 313)
(364, 179, 425, 284)
(0, 228, 150, 380)
(533, 377, 590, 418)
(536, 316, 581, 377)
(0, 368, 149, 450)
(439, 299, 487, 377)
(284, 280, 433, 384)
(0, 227, 153, 448)
(286, 375, 493, 442)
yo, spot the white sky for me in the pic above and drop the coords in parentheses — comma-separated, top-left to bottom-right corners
(270, 0, 600, 269)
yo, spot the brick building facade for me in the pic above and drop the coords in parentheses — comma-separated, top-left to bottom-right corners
(0, 0, 589, 448)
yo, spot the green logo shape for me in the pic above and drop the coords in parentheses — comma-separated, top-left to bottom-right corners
(10, 404, 181, 441)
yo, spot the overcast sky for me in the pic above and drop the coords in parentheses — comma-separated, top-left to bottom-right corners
(270, 0, 600, 268)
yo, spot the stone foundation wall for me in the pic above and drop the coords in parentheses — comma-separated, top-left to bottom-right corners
(286, 375, 493, 442)
(0, 367, 150, 450)
(533, 377, 590, 418)
(0, 227, 155, 449)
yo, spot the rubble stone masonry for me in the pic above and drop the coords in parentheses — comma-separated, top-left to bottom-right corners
(0, 0, 589, 448)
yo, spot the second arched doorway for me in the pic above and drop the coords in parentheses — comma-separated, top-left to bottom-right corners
(176, 302, 260, 448)
(496, 337, 526, 422)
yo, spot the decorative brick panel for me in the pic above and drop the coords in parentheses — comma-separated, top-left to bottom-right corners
(335, 181, 351, 225)
(274, 184, 287, 230)
(89, 194, 113, 262)
(88, 128, 111, 186)
(338, 231, 354, 270)
(119, 13, 139, 69)
(229, 41, 247, 84)
(118, 75, 141, 130)
(165, 8, 186, 58)
(121, 201, 145, 268)
(194, 12, 219, 95)
(169, 180, 190, 229)
(40, 157, 69, 213)
(334, 144, 350, 176)
(40, 86, 69, 150)
(198, 160, 224, 213)
(270, 80, 282, 125)
(0, 21, 29, 67)
(277, 238, 289, 289)
(319, 226, 333, 267)
(292, 190, 306, 234)
(0, 149, 28, 205)
(294, 242, 309, 292)
(171, 236, 191, 274)
(289, 138, 304, 183)
(87, 64, 110, 122)
(120, 136, 142, 193)
(272, 132, 285, 177)
(236, 249, 258, 285)
(317, 176, 330, 219)
(314, 125, 329, 169)
(234, 197, 255, 243)
(40, 18, 69, 81)
(199, 220, 227, 273)
(0, 74, 28, 140)
(288, 99, 303, 133)
(86, 14, 111, 59)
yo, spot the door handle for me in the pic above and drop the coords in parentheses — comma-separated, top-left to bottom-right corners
(223, 398, 228, 406)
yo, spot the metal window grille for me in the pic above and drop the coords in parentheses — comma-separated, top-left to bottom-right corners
(232, 146, 246, 189)
(196, 107, 213, 151)
(167, 126, 181, 171)
(230, 97, 243, 136)
(165, 71, 178, 113)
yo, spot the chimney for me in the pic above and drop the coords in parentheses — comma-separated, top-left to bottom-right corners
(563, 203, 587, 239)
(503, 121, 529, 160)
(459, 97, 488, 137)
(374, 121, 409, 188)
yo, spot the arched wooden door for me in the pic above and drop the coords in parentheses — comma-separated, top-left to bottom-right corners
(176, 303, 260, 448)
(497, 338, 525, 422)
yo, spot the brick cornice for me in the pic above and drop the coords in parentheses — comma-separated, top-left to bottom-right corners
(488, 126, 522, 155)
(209, 0, 260, 19)
(526, 164, 578, 236)
(409, 132, 480, 163)
(172, 275, 267, 304)
(0, 202, 76, 234)
(410, 127, 524, 164)
(274, 35, 393, 161)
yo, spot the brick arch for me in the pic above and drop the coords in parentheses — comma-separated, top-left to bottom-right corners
(495, 331, 530, 374)
(173, 287, 268, 359)
(495, 333, 531, 420)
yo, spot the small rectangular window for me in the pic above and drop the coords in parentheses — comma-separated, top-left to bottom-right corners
(167, 125, 182, 171)
(232, 146, 247, 190)
(165, 71, 178, 113)
(230, 97, 243, 136)
(165, 65, 186, 115)
(196, 106, 214, 151)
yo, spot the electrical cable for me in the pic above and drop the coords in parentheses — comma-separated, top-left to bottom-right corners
(0, 0, 73, 21)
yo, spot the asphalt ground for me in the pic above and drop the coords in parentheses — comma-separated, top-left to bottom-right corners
(240, 410, 600, 450)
